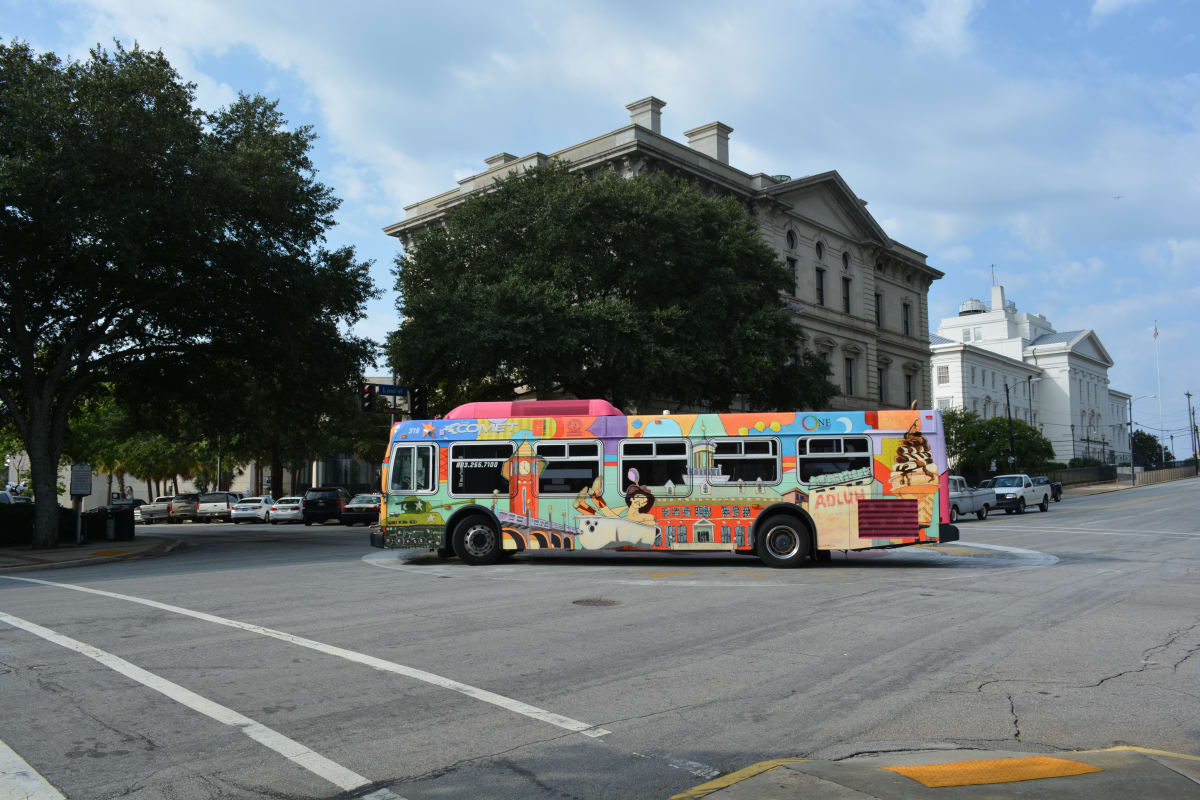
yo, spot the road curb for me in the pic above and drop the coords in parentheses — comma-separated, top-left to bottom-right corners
(0, 537, 184, 573)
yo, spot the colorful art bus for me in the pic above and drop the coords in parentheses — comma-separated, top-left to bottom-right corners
(368, 399, 958, 568)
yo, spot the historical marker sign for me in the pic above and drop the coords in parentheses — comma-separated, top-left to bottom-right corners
(70, 463, 93, 497)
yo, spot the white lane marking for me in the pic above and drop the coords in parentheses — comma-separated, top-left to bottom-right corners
(0, 611, 404, 800)
(631, 751, 722, 780)
(1, 576, 610, 739)
(956, 542, 1059, 566)
(0, 737, 66, 800)
(980, 525, 1200, 537)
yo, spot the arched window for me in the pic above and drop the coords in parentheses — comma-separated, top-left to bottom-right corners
(786, 230, 797, 250)
(842, 251, 850, 269)
(815, 241, 824, 261)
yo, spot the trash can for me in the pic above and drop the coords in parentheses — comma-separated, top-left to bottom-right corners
(113, 508, 136, 541)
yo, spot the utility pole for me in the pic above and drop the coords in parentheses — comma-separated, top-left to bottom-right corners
(1004, 382, 1017, 471)
(1188, 391, 1198, 475)
(1128, 396, 1135, 486)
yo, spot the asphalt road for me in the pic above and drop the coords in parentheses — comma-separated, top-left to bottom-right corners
(1, 478, 1198, 799)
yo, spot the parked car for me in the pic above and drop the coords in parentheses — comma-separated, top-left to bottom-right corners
(11, 494, 32, 504)
(268, 497, 303, 524)
(948, 476, 992, 521)
(990, 474, 1051, 514)
(168, 493, 201, 523)
(141, 496, 175, 524)
(196, 492, 240, 523)
(231, 496, 275, 524)
(341, 494, 381, 527)
(302, 487, 351, 525)
(1030, 476, 1063, 502)
(0, 491, 13, 505)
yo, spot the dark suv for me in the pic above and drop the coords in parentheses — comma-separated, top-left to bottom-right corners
(168, 493, 201, 523)
(302, 487, 351, 525)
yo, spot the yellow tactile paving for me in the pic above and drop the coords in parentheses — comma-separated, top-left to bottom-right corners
(881, 756, 1102, 787)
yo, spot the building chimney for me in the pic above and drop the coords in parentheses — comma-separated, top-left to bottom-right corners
(484, 153, 518, 169)
(991, 284, 1006, 312)
(625, 96, 665, 134)
(683, 121, 733, 165)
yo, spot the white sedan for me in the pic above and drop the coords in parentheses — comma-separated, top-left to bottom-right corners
(268, 497, 303, 524)
(231, 496, 275, 524)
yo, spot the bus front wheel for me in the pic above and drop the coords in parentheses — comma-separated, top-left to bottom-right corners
(453, 516, 501, 565)
(756, 516, 812, 568)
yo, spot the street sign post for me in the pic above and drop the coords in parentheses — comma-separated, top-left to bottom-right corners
(70, 463, 92, 545)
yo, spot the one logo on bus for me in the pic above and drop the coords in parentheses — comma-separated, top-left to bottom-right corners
(801, 415, 832, 431)
(437, 420, 521, 436)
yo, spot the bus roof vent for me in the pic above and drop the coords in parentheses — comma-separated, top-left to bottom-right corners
(444, 399, 624, 419)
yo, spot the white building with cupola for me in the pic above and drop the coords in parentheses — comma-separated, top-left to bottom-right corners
(929, 285, 1130, 466)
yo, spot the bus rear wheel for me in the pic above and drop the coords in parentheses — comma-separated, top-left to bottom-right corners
(756, 516, 812, 568)
(453, 515, 501, 565)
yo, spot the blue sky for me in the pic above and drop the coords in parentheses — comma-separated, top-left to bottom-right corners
(5, 0, 1198, 450)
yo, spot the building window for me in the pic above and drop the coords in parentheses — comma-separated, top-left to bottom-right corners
(842, 277, 852, 313)
(786, 257, 797, 293)
(937, 365, 949, 385)
(842, 251, 850, 269)
(815, 268, 825, 305)
(874, 293, 882, 327)
(786, 229, 797, 249)
(971, 366, 976, 384)
(973, 327, 982, 341)
(844, 358, 855, 395)
(905, 374, 914, 407)
(937, 398, 953, 411)
(992, 373, 996, 390)
(902, 303, 912, 336)
(877, 367, 885, 403)
(962, 329, 970, 342)
(815, 241, 824, 261)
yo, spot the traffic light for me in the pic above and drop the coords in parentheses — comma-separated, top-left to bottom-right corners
(410, 386, 427, 419)
(360, 382, 376, 412)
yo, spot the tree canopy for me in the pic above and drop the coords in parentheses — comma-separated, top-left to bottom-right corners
(1131, 430, 1173, 469)
(386, 160, 835, 414)
(942, 407, 1056, 480)
(0, 40, 376, 545)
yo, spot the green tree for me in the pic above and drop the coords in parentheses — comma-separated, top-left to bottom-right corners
(0, 41, 375, 546)
(387, 160, 835, 414)
(941, 408, 1055, 478)
(1131, 430, 1173, 469)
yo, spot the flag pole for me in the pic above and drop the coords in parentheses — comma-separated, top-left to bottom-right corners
(1155, 321, 1165, 467)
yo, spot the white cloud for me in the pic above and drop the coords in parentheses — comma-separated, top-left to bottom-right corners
(1091, 0, 1148, 19)
(904, 0, 979, 58)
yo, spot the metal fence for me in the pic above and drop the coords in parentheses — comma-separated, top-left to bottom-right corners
(1046, 465, 1118, 486)
(1133, 465, 1198, 487)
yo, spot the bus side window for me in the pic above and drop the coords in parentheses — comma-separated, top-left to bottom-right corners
(619, 439, 689, 494)
(796, 437, 871, 482)
(391, 446, 415, 492)
(450, 443, 514, 495)
(536, 440, 601, 494)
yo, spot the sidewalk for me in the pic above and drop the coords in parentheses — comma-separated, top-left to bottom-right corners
(1061, 481, 1133, 497)
(0, 536, 182, 572)
(673, 746, 1200, 799)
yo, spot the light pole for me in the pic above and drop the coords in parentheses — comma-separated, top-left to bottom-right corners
(1003, 382, 1017, 470)
(1027, 375, 1041, 429)
(1130, 394, 1157, 483)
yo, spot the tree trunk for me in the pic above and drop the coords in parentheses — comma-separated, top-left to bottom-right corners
(106, 472, 114, 504)
(271, 446, 283, 502)
(26, 414, 63, 549)
(172, 475, 179, 495)
(117, 471, 127, 499)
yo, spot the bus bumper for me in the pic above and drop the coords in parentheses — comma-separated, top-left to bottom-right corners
(373, 526, 444, 550)
(938, 524, 960, 543)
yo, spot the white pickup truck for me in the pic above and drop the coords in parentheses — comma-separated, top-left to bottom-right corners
(990, 474, 1051, 515)
(140, 495, 175, 524)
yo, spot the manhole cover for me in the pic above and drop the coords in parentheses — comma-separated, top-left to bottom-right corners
(573, 599, 619, 607)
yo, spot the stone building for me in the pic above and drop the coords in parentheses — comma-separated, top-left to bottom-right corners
(385, 96, 943, 411)
(929, 285, 1131, 465)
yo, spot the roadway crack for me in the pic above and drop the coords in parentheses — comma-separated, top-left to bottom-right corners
(1006, 692, 1021, 741)
(1075, 618, 1200, 688)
